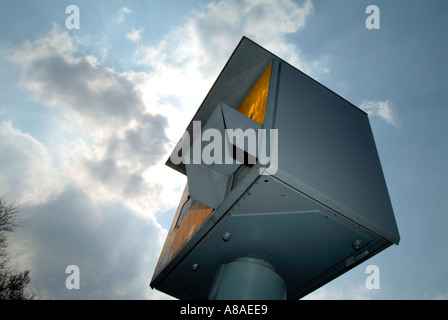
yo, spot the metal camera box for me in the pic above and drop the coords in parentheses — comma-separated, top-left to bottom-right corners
(150, 37, 399, 300)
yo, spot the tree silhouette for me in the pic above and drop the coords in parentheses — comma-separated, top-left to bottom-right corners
(0, 196, 40, 299)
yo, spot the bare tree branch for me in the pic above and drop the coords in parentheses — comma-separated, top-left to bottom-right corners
(0, 196, 20, 234)
(0, 196, 41, 299)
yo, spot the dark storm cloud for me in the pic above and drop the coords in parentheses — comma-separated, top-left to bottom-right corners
(104, 113, 170, 169)
(83, 156, 151, 198)
(83, 113, 169, 198)
(15, 38, 142, 128)
(122, 114, 169, 163)
(15, 186, 162, 299)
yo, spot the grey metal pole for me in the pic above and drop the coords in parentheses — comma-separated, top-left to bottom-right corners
(208, 257, 287, 300)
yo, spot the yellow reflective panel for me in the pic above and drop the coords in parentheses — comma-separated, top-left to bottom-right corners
(237, 61, 272, 125)
(152, 193, 213, 278)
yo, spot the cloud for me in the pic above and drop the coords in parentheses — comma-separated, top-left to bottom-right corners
(135, 0, 324, 142)
(117, 6, 131, 23)
(184, 0, 315, 77)
(9, 186, 165, 299)
(0, 122, 64, 205)
(433, 292, 448, 300)
(360, 100, 399, 126)
(126, 28, 143, 42)
(5, 27, 179, 302)
(11, 25, 145, 131)
(0, 121, 170, 299)
(10, 24, 171, 219)
(138, 0, 315, 73)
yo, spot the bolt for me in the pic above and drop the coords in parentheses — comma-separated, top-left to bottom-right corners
(352, 240, 363, 250)
(222, 232, 231, 242)
(191, 263, 199, 272)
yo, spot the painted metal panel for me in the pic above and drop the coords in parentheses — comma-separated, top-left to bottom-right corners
(152, 184, 213, 279)
(274, 62, 399, 244)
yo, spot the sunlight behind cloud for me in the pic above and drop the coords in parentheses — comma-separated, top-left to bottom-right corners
(10, 24, 172, 222)
(134, 0, 327, 147)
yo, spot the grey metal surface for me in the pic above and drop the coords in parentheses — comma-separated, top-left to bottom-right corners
(155, 175, 386, 299)
(208, 257, 287, 300)
(185, 103, 261, 209)
(273, 62, 400, 244)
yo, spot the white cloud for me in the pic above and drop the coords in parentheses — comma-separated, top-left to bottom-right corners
(10, 24, 172, 220)
(182, 0, 315, 76)
(0, 122, 64, 205)
(126, 28, 143, 42)
(136, 0, 318, 81)
(433, 292, 448, 300)
(117, 6, 131, 23)
(360, 100, 399, 126)
(11, 25, 143, 131)
(134, 0, 326, 144)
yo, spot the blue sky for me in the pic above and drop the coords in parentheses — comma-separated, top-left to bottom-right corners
(0, 0, 447, 299)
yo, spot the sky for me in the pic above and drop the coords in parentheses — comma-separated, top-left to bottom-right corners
(0, 0, 446, 300)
